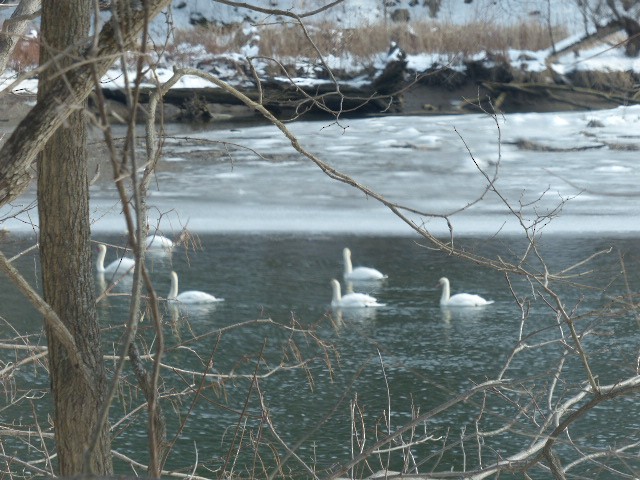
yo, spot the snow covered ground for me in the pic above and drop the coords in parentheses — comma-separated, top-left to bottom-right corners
(0, 0, 634, 94)
(0, 1, 590, 34)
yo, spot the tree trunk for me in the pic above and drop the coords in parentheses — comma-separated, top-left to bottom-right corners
(37, 0, 112, 475)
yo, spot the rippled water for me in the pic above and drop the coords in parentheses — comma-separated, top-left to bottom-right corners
(1, 232, 639, 477)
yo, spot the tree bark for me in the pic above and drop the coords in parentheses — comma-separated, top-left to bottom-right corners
(37, 0, 112, 475)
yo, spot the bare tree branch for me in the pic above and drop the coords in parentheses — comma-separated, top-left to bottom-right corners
(0, 249, 85, 375)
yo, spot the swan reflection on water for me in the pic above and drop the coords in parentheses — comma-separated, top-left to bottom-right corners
(95, 271, 135, 304)
(330, 305, 380, 327)
(439, 305, 494, 324)
(167, 302, 221, 339)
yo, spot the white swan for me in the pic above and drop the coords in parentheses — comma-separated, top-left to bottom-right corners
(146, 234, 174, 250)
(168, 271, 224, 304)
(331, 279, 385, 308)
(96, 244, 135, 275)
(438, 277, 493, 307)
(343, 247, 387, 281)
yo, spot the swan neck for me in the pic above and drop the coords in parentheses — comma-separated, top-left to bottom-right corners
(331, 280, 341, 303)
(343, 249, 352, 275)
(440, 279, 450, 304)
(96, 246, 106, 273)
(168, 273, 179, 299)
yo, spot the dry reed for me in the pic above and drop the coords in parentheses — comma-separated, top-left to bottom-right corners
(8, 20, 567, 71)
(9, 37, 39, 72)
(172, 20, 568, 61)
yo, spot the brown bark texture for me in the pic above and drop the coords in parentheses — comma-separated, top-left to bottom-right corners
(37, 0, 112, 475)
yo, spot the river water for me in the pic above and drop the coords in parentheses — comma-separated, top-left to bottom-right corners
(1, 108, 640, 478)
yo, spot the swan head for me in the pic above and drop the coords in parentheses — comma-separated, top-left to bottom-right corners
(437, 277, 449, 287)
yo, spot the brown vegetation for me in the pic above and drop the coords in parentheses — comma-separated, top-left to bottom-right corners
(8, 36, 38, 72)
(171, 20, 567, 61)
(569, 69, 637, 92)
(8, 20, 567, 74)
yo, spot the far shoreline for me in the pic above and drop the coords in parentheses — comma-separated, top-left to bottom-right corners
(0, 67, 635, 130)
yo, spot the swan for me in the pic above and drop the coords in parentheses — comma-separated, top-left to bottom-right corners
(437, 277, 493, 307)
(343, 247, 387, 281)
(168, 271, 224, 304)
(330, 279, 385, 308)
(96, 244, 135, 275)
(146, 234, 174, 250)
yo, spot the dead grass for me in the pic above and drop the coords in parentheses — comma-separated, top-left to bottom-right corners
(8, 20, 566, 72)
(569, 69, 637, 92)
(9, 37, 39, 72)
(173, 20, 567, 61)
(172, 24, 242, 56)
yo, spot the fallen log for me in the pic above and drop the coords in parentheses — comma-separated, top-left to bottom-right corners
(479, 81, 639, 112)
(102, 46, 409, 121)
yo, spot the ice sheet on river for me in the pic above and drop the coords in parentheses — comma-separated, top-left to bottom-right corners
(2, 106, 640, 236)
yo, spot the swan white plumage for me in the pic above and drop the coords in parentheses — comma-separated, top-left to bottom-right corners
(96, 244, 135, 275)
(438, 277, 493, 307)
(168, 271, 224, 304)
(146, 234, 174, 250)
(343, 247, 387, 281)
(331, 279, 385, 308)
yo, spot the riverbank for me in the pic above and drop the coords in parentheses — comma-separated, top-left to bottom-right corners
(0, 71, 633, 131)
(1, 46, 637, 127)
(99, 69, 638, 123)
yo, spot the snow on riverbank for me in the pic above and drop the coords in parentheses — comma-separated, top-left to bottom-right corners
(0, 1, 635, 97)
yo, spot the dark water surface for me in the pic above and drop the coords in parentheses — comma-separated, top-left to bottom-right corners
(1, 232, 639, 478)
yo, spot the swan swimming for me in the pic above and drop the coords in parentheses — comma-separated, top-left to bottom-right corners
(330, 279, 385, 308)
(343, 247, 387, 281)
(96, 244, 136, 275)
(146, 234, 174, 250)
(437, 277, 493, 307)
(168, 271, 224, 304)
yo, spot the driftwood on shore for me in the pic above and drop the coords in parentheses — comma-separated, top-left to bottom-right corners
(103, 46, 408, 121)
(101, 31, 640, 122)
(479, 80, 640, 112)
(103, 80, 401, 119)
